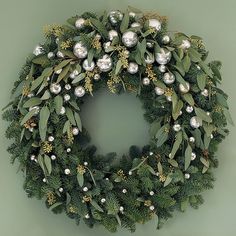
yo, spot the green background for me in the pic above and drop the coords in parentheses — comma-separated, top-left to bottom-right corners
(0, 0, 235, 235)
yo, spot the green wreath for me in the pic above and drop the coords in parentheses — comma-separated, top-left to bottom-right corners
(2, 7, 233, 233)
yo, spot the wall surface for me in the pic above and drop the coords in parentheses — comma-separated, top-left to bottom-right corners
(0, 0, 235, 235)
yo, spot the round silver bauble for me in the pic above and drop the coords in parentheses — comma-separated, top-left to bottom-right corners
(158, 65, 166, 73)
(186, 105, 193, 113)
(144, 53, 155, 64)
(33, 45, 44, 56)
(155, 87, 165, 95)
(180, 39, 191, 50)
(127, 62, 138, 74)
(201, 89, 209, 97)
(173, 124, 181, 132)
(64, 94, 70, 102)
(73, 42, 88, 59)
(65, 84, 71, 90)
(190, 116, 202, 128)
(163, 72, 175, 84)
(142, 77, 150, 86)
(97, 54, 112, 72)
(108, 30, 118, 41)
(191, 152, 196, 160)
(122, 31, 138, 48)
(148, 18, 161, 31)
(50, 83, 61, 94)
(60, 106, 66, 115)
(94, 74, 101, 81)
(131, 22, 141, 28)
(72, 127, 79, 136)
(82, 59, 95, 71)
(155, 48, 171, 65)
(162, 35, 170, 44)
(74, 86, 85, 97)
(75, 18, 86, 29)
(103, 41, 111, 51)
(56, 51, 64, 58)
(179, 82, 190, 93)
(189, 137, 195, 143)
(47, 52, 55, 59)
(129, 12, 136, 18)
(146, 42, 154, 48)
(108, 10, 123, 24)
(64, 169, 71, 175)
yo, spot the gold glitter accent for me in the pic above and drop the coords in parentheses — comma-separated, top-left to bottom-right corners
(85, 77, 93, 94)
(91, 37, 101, 50)
(43, 24, 64, 37)
(83, 195, 91, 202)
(145, 64, 157, 81)
(144, 200, 152, 207)
(190, 38, 205, 49)
(159, 174, 166, 182)
(60, 39, 73, 49)
(42, 141, 53, 153)
(46, 192, 56, 205)
(67, 129, 74, 144)
(77, 165, 86, 175)
(22, 85, 31, 96)
(68, 205, 78, 214)
(115, 45, 129, 68)
(117, 169, 126, 180)
(214, 105, 223, 113)
(24, 118, 37, 129)
(164, 127, 169, 133)
(107, 72, 121, 93)
(164, 88, 173, 97)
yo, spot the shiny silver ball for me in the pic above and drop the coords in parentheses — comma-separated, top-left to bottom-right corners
(186, 106, 193, 113)
(47, 52, 55, 59)
(64, 168, 71, 175)
(122, 31, 138, 48)
(129, 12, 136, 18)
(144, 53, 155, 64)
(109, 10, 123, 24)
(163, 72, 175, 84)
(64, 94, 70, 102)
(85, 214, 90, 219)
(119, 206, 124, 212)
(65, 84, 71, 90)
(43, 178, 47, 183)
(142, 77, 150, 86)
(82, 59, 95, 71)
(191, 152, 196, 160)
(103, 41, 111, 51)
(122, 189, 127, 193)
(185, 173, 190, 179)
(57, 51, 64, 58)
(155, 87, 165, 95)
(127, 62, 138, 74)
(158, 65, 166, 73)
(180, 40, 191, 50)
(162, 35, 170, 44)
(155, 48, 171, 65)
(50, 83, 61, 94)
(48, 136, 54, 142)
(101, 198, 106, 203)
(148, 18, 161, 31)
(29, 127, 34, 132)
(201, 89, 209, 97)
(60, 106, 66, 115)
(189, 137, 195, 143)
(83, 187, 88, 192)
(59, 187, 63, 193)
(93, 74, 101, 81)
(84, 162, 88, 166)
(51, 155, 56, 160)
(128, 171, 132, 175)
(108, 30, 118, 41)
(150, 191, 154, 196)
(33, 45, 44, 56)
(75, 18, 86, 29)
(74, 86, 85, 97)
(149, 205, 155, 211)
(97, 54, 112, 72)
(131, 22, 141, 28)
(179, 82, 190, 93)
(190, 116, 202, 128)
(166, 96, 172, 102)
(66, 148, 71, 153)
(173, 124, 181, 132)
(73, 42, 88, 59)
(30, 155, 35, 161)
(72, 127, 79, 136)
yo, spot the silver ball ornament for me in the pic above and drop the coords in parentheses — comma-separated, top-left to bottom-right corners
(64, 168, 71, 175)
(148, 18, 161, 31)
(180, 40, 191, 49)
(74, 86, 85, 97)
(60, 106, 66, 115)
(84, 162, 88, 166)
(48, 136, 54, 142)
(127, 62, 138, 74)
(109, 10, 123, 24)
(103, 41, 111, 51)
(82, 59, 95, 71)
(185, 173, 190, 179)
(129, 12, 136, 18)
(65, 84, 71, 90)
(147, 42, 154, 48)
(47, 52, 55, 59)
(101, 198, 106, 203)
(59, 187, 63, 193)
(131, 22, 141, 28)
(201, 89, 209, 97)
(30, 155, 35, 161)
(144, 53, 155, 64)
(33, 45, 44, 56)
(66, 148, 71, 153)
(122, 189, 127, 193)
(163, 72, 175, 84)
(57, 51, 64, 58)
(108, 30, 118, 41)
(73, 42, 88, 59)
(166, 96, 172, 102)
(83, 187, 88, 192)
(75, 18, 86, 29)
(64, 94, 71, 102)
(149, 205, 155, 211)
(155, 48, 171, 65)
(43, 178, 47, 183)
(186, 106, 193, 113)
(122, 31, 138, 48)
(190, 116, 202, 128)
(85, 214, 90, 219)
(179, 82, 190, 93)
(119, 206, 124, 212)
(72, 127, 79, 136)
(154, 87, 165, 95)
(158, 65, 166, 73)
(50, 83, 61, 94)
(162, 35, 170, 44)
(51, 155, 56, 160)
(150, 191, 154, 196)
(189, 137, 195, 143)
(173, 124, 181, 132)
(191, 152, 196, 160)
(97, 54, 112, 72)
(93, 74, 101, 81)
(142, 77, 150, 86)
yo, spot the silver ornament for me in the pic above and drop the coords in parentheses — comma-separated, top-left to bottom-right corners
(201, 89, 209, 97)
(65, 84, 71, 90)
(29, 127, 34, 132)
(149, 191, 154, 196)
(97, 54, 112, 72)
(57, 51, 64, 58)
(50, 83, 61, 94)
(69, 72, 76, 79)
(55, 37, 59, 44)
(179, 82, 190, 93)
(48, 136, 54, 142)
(147, 42, 154, 48)
(108, 30, 118, 41)
(131, 22, 141, 28)
(129, 12, 136, 18)
(185, 173, 190, 179)
(51, 155, 56, 160)
(189, 137, 195, 143)
(162, 35, 170, 44)
(82, 59, 95, 71)
(163, 72, 175, 84)
(29, 106, 40, 114)
(103, 41, 111, 51)
(33, 45, 44, 56)
(144, 53, 155, 64)
(47, 52, 55, 59)
(149, 151, 154, 156)
(122, 31, 138, 48)
(196, 65, 201, 70)
(73, 42, 88, 59)
(180, 39, 191, 49)
(60, 106, 66, 115)
(166, 96, 172, 102)
(64, 94, 70, 101)
(59, 187, 63, 193)
(72, 127, 79, 136)
(75, 18, 86, 29)
(122, 189, 127, 194)
(173, 124, 181, 132)
(108, 10, 123, 24)
(149, 205, 155, 211)
(190, 116, 202, 128)
(127, 62, 138, 74)
(46, 77, 50, 81)
(95, 34, 101, 40)
(186, 106, 193, 113)
(155, 87, 165, 95)
(85, 214, 90, 219)
(191, 152, 196, 160)
(84, 162, 88, 166)
(74, 86, 85, 97)
(94, 74, 101, 81)
(128, 171, 132, 175)
(43, 178, 47, 183)
(30, 155, 35, 161)
(83, 187, 88, 192)
(119, 206, 124, 212)
(158, 65, 166, 73)
(101, 198, 106, 203)
(142, 77, 150, 86)
(66, 148, 71, 153)
(64, 168, 71, 175)
(148, 18, 161, 31)
(155, 48, 171, 65)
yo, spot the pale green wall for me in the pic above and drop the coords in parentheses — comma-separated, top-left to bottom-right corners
(0, 0, 235, 235)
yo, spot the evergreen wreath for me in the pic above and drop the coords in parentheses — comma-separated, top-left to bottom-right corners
(2, 7, 233, 233)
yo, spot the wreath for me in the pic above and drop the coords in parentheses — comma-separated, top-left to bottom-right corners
(2, 7, 233, 233)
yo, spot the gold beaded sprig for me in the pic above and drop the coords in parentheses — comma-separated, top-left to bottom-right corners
(43, 24, 64, 37)
(145, 64, 157, 81)
(42, 141, 53, 153)
(60, 39, 73, 50)
(77, 165, 86, 175)
(46, 192, 56, 205)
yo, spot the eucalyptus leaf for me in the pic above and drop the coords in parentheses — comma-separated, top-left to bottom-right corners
(194, 107, 212, 123)
(31, 75, 44, 91)
(223, 108, 234, 126)
(115, 60, 123, 75)
(216, 93, 228, 108)
(90, 18, 108, 38)
(41, 90, 51, 100)
(196, 73, 207, 90)
(49, 202, 62, 211)
(77, 173, 84, 187)
(170, 132, 183, 158)
(66, 107, 76, 125)
(168, 159, 179, 167)
(184, 144, 192, 170)
(164, 175, 172, 187)
(39, 106, 50, 141)
(182, 93, 195, 106)
(54, 95, 63, 114)
(182, 55, 191, 72)
(91, 200, 104, 212)
(23, 97, 42, 108)
(74, 112, 82, 131)
(188, 48, 202, 62)
(120, 11, 129, 33)
(20, 109, 37, 126)
(72, 73, 86, 84)
(63, 120, 70, 134)
(56, 64, 70, 83)
(54, 59, 72, 72)
(44, 155, 52, 175)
